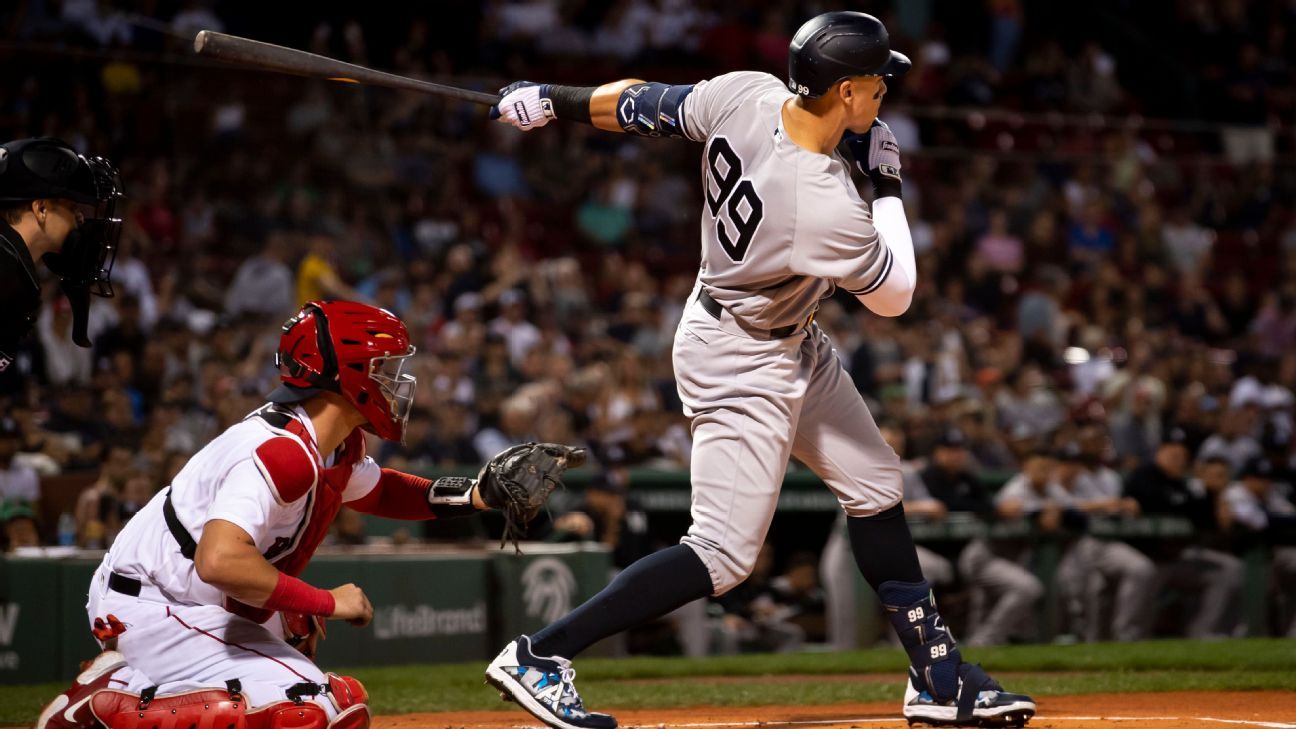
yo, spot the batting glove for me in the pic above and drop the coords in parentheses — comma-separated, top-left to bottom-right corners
(490, 80, 556, 131)
(845, 119, 902, 199)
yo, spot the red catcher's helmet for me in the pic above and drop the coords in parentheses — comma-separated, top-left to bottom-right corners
(267, 300, 417, 442)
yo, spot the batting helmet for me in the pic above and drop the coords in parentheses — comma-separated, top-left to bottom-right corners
(268, 300, 417, 442)
(787, 12, 911, 98)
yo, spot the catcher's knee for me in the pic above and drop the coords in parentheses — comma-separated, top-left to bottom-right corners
(324, 673, 368, 713)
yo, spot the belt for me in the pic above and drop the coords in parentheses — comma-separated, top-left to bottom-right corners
(697, 289, 812, 339)
(108, 571, 142, 597)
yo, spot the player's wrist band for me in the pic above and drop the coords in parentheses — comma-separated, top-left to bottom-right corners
(264, 572, 335, 616)
(868, 170, 902, 200)
(542, 84, 595, 123)
(426, 476, 481, 518)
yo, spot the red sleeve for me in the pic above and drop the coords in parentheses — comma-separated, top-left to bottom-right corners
(345, 468, 437, 520)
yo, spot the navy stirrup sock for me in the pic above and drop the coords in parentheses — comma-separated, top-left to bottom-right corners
(530, 544, 713, 659)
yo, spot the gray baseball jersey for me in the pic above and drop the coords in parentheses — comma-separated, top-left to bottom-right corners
(679, 71, 893, 330)
(671, 71, 906, 594)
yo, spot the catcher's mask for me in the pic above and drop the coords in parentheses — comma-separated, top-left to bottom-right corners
(0, 137, 123, 347)
(268, 300, 417, 443)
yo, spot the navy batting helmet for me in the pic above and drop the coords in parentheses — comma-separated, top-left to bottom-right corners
(788, 12, 911, 98)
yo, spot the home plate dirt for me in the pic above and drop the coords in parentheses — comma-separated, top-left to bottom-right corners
(375, 692, 1296, 729)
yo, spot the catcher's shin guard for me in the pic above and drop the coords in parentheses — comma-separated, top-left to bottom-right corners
(35, 650, 127, 729)
(89, 683, 339, 729)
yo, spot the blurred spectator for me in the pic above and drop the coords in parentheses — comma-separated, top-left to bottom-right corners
(1197, 409, 1263, 475)
(490, 289, 542, 367)
(0, 420, 40, 511)
(38, 298, 93, 386)
(224, 234, 297, 318)
(474, 393, 539, 462)
(2, 501, 41, 552)
(296, 233, 367, 306)
(1222, 458, 1296, 635)
(1127, 439, 1244, 639)
(924, 428, 1043, 645)
(1053, 444, 1156, 642)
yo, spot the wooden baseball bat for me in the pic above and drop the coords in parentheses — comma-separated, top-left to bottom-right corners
(193, 30, 501, 106)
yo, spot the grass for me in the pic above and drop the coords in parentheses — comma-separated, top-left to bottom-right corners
(3, 639, 1293, 724)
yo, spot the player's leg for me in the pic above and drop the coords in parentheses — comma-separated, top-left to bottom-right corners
(88, 672, 369, 729)
(486, 305, 806, 729)
(791, 328, 1034, 726)
(1177, 546, 1244, 638)
(957, 540, 1044, 646)
(90, 593, 347, 718)
(820, 515, 859, 650)
(1093, 539, 1156, 642)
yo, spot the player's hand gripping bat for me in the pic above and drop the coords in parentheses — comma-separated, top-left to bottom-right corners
(193, 30, 500, 106)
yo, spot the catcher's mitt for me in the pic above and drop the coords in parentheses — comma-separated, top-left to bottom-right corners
(478, 442, 586, 552)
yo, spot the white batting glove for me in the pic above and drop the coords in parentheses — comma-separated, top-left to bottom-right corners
(491, 81, 556, 131)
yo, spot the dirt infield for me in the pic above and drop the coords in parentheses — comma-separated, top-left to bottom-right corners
(376, 691, 1296, 729)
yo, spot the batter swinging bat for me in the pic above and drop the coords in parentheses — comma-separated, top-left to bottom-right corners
(193, 30, 500, 106)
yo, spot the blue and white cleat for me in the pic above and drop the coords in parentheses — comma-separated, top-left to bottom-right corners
(486, 635, 617, 729)
(902, 664, 1035, 727)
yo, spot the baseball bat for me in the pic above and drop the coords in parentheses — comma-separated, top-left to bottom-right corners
(193, 30, 501, 106)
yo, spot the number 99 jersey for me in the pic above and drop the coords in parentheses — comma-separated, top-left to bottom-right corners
(677, 71, 893, 331)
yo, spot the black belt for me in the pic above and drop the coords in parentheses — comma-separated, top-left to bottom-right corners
(697, 289, 811, 339)
(108, 571, 142, 597)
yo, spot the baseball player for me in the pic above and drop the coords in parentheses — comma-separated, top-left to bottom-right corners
(487, 12, 1034, 728)
(35, 300, 580, 729)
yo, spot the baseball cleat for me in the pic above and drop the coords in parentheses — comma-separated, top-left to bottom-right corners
(485, 635, 617, 729)
(35, 650, 128, 729)
(902, 665, 1034, 727)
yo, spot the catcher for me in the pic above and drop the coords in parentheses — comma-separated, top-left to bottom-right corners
(36, 300, 581, 729)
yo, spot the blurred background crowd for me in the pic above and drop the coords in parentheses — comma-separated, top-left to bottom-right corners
(1, 0, 1295, 643)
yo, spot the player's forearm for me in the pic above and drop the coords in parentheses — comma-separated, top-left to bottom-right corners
(855, 197, 917, 317)
(346, 468, 488, 520)
(531, 79, 643, 132)
(193, 531, 283, 604)
(590, 80, 645, 131)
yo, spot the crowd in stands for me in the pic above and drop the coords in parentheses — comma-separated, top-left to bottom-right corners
(1, 1, 1295, 639)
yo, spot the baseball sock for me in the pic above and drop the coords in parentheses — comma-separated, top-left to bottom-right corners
(848, 505, 961, 700)
(529, 544, 713, 658)
(845, 503, 924, 586)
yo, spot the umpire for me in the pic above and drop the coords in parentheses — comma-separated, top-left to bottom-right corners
(0, 137, 123, 373)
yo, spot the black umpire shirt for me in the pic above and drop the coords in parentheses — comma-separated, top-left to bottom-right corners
(0, 221, 40, 373)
